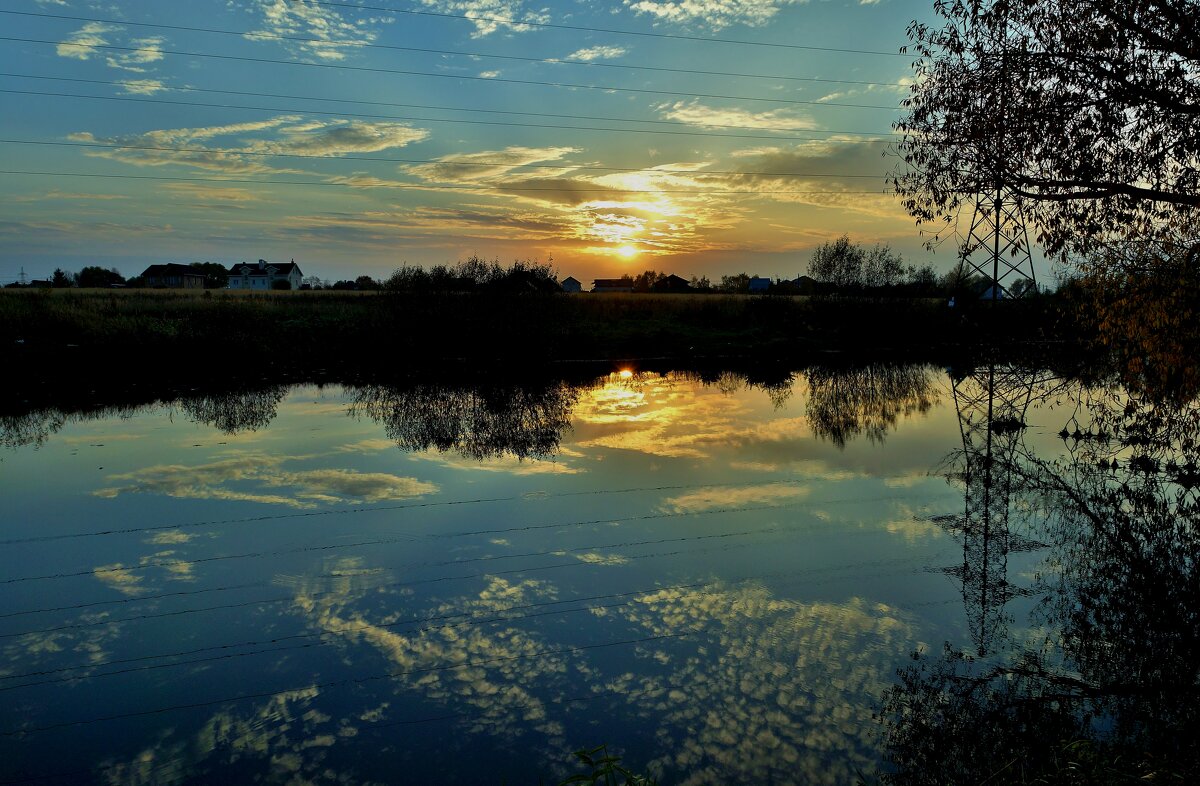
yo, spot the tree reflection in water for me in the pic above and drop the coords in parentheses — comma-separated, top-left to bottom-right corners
(347, 382, 581, 461)
(804, 364, 939, 448)
(176, 386, 289, 434)
(879, 368, 1200, 783)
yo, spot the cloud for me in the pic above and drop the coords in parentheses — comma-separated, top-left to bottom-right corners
(624, 0, 808, 31)
(417, 0, 551, 37)
(106, 36, 164, 72)
(94, 453, 438, 508)
(243, 0, 388, 61)
(566, 45, 628, 61)
(658, 101, 818, 131)
(405, 146, 580, 184)
(56, 22, 117, 60)
(70, 118, 428, 176)
(118, 78, 168, 95)
(660, 483, 811, 513)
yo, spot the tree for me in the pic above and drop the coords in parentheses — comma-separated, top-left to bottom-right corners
(50, 268, 73, 288)
(718, 273, 751, 293)
(189, 261, 229, 289)
(807, 236, 906, 290)
(893, 0, 1200, 259)
(75, 266, 125, 288)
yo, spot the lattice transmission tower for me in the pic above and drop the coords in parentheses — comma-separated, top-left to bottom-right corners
(937, 364, 1041, 656)
(956, 16, 1038, 299)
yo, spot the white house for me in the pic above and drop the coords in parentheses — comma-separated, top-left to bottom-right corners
(227, 259, 304, 290)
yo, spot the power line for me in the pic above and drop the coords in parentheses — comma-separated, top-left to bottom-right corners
(2, 37, 903, 109)
(0, 507, 793, 587)
(0, 139, 890, 180)
(0, 481, 801, 546)
(0, 170, 891, 196)
(2, 555, 939, 692)
(0, 10, 911, 88)
(0, 72, 902, 138)
(0, 87, 897, 145)
(308, 0, 911, 57)
(0, 630, 690, 737)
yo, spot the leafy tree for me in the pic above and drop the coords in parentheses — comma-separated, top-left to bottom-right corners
(75, 266, 125, 288)
(270, 278, 292, 290)
(50, 268, 73, 288)
(631, 270, 666, 293)
(354, 275, 381, 291)
(300, 275, 325, 290)
(688, 275, 713, 292)
(718, 273, 751, 293)
(189, 261, 229, 289)
(892, 0, 1200, 259)
(807, 236, 906, 290)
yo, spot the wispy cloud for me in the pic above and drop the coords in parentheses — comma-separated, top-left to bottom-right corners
(106, 36, 164, 72)
(658, 101, 818, 131)
(69, 118, 428, 175)
(406, 146, 580, 184)
(56, 22, 117, 60)
(660, 483, 810, 513)
(417, 0, 551, 37)
(566, 45, 628, 61)
(624, 0, 808, 31)
(243, 0, 388, 61)
(118, 78, 168, 95)
(94, 453, 438, 508)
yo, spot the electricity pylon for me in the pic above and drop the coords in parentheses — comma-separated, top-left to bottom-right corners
(938, 364, 1038, 655)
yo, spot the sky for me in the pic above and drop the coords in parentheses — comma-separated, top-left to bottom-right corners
(0, 0, 945, 285)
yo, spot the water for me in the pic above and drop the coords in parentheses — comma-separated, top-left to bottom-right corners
(1, 365, 1195, 783)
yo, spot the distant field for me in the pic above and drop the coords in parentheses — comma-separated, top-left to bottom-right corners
(0, 288, 1061, 373)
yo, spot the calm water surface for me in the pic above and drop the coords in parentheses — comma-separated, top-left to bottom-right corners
(1, 365, 1192, 783)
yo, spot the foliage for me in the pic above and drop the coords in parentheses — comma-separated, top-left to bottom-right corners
(384, 256, 560, 294)
(558, 745, 657, 786)
(189, 261, 229, 289)
(718, 272, 751, 293)
(50, 268, 74, 288)
(807, 236, 907, 291)
(893, 0, 1200, 258)
(75, 266, 125, 289)
(1077, 238, 1200, 401)
(270, 278, 292, 290)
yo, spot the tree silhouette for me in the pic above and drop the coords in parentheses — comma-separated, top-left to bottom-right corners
(893, 0, 1199, 258)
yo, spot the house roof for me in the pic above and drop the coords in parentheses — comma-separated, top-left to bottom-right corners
(561, 276, 581, 285)
(141, 263, 203, 278)
(592, 278, 632, 287)
(229, 260, 302, 276)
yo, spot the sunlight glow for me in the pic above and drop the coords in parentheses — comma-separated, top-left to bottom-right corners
(616, 245, 639, 259)
(618, 369, 634, 379)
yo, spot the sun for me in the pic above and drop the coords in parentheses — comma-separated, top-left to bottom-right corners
(616, 245, 639, 259)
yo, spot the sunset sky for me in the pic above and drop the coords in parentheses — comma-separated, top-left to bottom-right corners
(0, 0, 942, 285)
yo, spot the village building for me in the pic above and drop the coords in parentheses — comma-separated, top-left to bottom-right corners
(140, 263, 205, 289)
(650, 274, 692, 293)
(748, 276, 772, 293)
(560, 276, 583, 293)
(591, 278, 634, 293)
(227, 259, 303, 290)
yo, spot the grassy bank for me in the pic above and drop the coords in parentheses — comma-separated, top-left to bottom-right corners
(0, 288, 1071, 371)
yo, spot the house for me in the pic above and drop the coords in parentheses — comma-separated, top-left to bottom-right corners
(979, 284, 1006, 300)
(650, 274, 692, 293)
(592, 278, 634, 293)
(748, 276, 772, 293)
(227, 259, 303, 290)
(560, 276, 583, 293)
(792, 275, 817, 295)
(141, 263, 205, 289)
